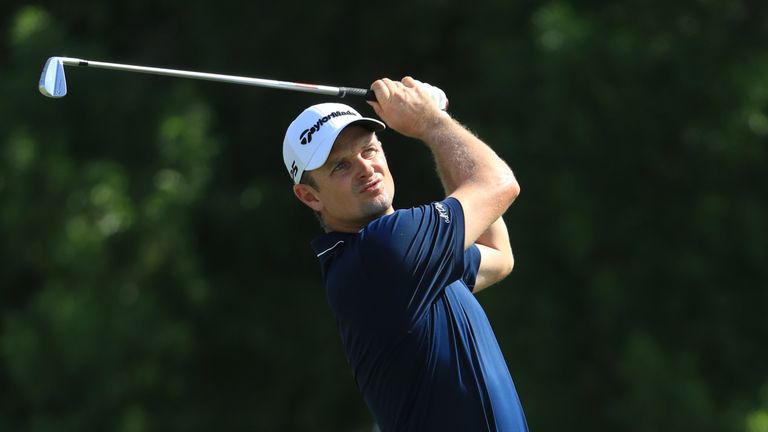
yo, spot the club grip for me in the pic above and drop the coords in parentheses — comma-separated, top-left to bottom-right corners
(338, 87, 376, 101)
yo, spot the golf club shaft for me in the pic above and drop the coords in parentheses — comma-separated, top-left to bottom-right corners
(57, 57, 374, 100)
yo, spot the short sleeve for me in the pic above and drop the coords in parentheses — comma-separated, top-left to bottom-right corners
(462, 245, 482, 292)
(357, 197, 468, 324)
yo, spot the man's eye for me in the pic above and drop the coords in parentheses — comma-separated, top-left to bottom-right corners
(332, 162, 347, 173)
(363, 148, 376, 158)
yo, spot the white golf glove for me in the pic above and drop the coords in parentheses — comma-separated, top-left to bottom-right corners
(414, 79, 449, 111)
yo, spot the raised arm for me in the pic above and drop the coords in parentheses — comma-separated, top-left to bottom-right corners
(368, 77, 520, 252)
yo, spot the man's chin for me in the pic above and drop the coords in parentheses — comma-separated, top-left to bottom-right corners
(360, 194, 393, 220)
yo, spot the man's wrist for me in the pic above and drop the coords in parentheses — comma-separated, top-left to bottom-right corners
(415, 110, 454, 144)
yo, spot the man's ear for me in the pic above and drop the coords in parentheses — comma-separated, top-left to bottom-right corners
(293, 184, 323, 212)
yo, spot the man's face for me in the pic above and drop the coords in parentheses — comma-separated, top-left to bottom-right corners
(296, 125, 395, 231)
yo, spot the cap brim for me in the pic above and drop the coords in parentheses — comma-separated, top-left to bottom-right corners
(304, 117, 386, 172)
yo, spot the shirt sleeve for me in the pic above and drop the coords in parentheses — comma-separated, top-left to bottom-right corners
(356, 197, 468, 325)
(462, 244, 482, 293)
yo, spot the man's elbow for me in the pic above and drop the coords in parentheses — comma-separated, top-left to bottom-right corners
(506, 253, 515, 276)
(499, 173, 520, 205)
(498, 251, 515, 281)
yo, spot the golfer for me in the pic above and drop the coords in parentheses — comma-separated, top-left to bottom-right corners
(283, 77, 527, 431)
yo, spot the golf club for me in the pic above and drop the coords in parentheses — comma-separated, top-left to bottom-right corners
(38, 56, 376, 100)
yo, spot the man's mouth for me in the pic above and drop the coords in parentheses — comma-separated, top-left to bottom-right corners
(359, 178, 382, 194)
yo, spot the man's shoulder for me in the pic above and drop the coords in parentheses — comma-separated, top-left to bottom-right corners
(367, 198, 462, 236)
(312, 198, 463, 260)
(365, 198, 460, 232)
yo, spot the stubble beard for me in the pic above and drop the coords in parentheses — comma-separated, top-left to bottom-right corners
(359, 190, 393, 222)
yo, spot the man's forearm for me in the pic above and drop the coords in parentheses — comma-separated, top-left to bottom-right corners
(366, 76, 516, 196)
(422, 115, 515, 194)
(476, 217, 511, 251)
(429, 117, 515, 252)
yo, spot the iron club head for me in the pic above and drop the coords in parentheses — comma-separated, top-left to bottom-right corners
(39, 57, 67, 98)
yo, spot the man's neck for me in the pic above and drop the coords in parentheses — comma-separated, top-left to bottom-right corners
(323, 207, 395, 233)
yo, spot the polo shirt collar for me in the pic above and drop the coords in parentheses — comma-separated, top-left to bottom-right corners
(311, 231, 354, 258)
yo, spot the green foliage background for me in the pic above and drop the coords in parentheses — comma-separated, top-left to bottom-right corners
(1, 1, 767, 431)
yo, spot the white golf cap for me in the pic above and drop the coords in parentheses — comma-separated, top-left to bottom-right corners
(283, 103, 385, 184)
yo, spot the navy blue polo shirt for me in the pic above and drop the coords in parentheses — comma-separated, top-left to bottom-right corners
(311, 197, 527, 432)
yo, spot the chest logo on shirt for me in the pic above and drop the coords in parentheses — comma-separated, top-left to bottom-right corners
(433, 202, 450, 224)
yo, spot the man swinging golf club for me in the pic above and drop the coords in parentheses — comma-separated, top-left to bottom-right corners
(283, 77, 528, 431)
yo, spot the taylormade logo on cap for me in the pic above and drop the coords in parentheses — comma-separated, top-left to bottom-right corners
(283, 103, 385, 184)
(299, 110, 356, 145)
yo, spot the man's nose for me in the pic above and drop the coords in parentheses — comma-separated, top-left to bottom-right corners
(355, 156, 375, 178)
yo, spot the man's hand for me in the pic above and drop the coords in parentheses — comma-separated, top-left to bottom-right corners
(367, 77, 450, 140)
(414, 80, 449, 112)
